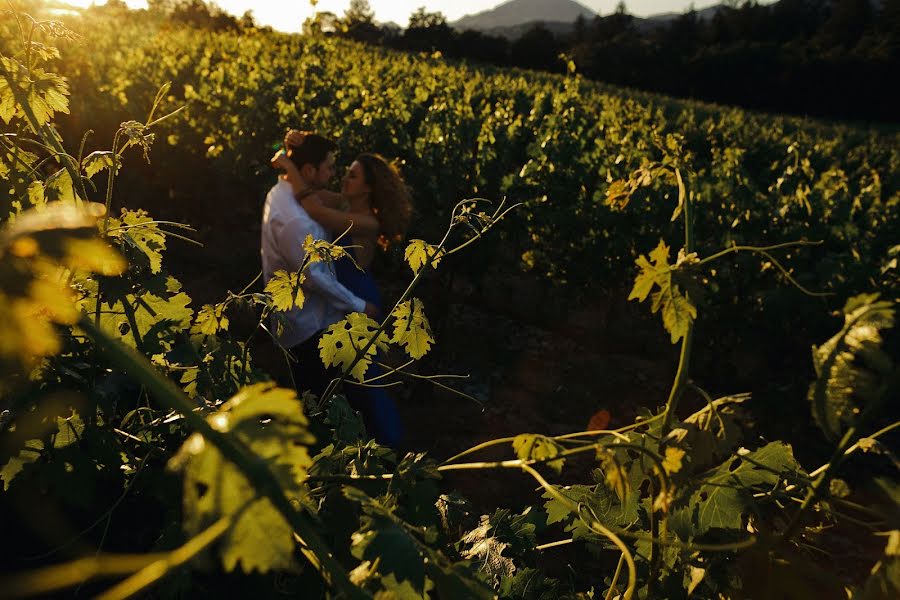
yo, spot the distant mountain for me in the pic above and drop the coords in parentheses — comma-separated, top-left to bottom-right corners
(452, 1, 733, 38)
(480, 20, 581, 40)
(452, 0, 596, 32)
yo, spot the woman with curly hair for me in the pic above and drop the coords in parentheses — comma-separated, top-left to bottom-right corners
(274, 134, 412, 446)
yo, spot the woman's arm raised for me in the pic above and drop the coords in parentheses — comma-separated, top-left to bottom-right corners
(301, 195, 379, 236)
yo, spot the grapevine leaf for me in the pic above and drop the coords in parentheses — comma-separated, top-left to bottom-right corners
(108, 210, 167, 273)
(53, 411, 84, 448)
(323, 394, 367, 443)
(192, 303, 229, 336)
(28, 67, 70, 125)
(511, 434, 566, 473)
(318, 312, 390, 381)
(302, 234, 349, 265)
(134, 291, 194, 336)
(460, 508, 539, 584)
(390, 298, 434, 359)
(44, 168, 77, 203)
(543, 481, 637, 536)
(629, 239, 698, 343)
(460, 516, 516, 585)
(404, 239, 444, 274)
(680, 393, 749, 470)
(264, 270, 305, 312)
(0, 58, 18, 123)
(27, 41, 61, 62)
(1, 439, 44, 491)
(169, 383, 313, 574)
(672, 442, 804, 537)
(345, 487, 426, 593)
(393, 452, 442, 526)
(498, 567, 560, 599)
(27, 181, 45, 207)
(808, 294, 895, 440)
(0, 59, 69, 125)
(82, 151, 117, 178)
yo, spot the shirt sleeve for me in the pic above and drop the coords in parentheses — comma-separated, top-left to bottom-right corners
(275, 215, 366, 314)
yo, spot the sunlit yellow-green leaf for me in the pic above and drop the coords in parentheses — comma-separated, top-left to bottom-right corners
(390, 298, 434, 359)
(82, 150, 117, 178)
(404, 239, 443, 274)
(630, 239, 698, 343)
(170, 383, 314, 574)
(264, 269, 305, 312)
(512, 434, 565, 474)
(318, 312, 389, 381)
(192, 303, 229, 335)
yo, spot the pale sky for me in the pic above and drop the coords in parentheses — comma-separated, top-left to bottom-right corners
(65, 1, 747, 31)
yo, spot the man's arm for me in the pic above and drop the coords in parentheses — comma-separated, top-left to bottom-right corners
(275, 216, 373, 315)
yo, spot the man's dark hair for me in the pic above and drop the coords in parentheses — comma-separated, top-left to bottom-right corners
(287, 132, 337, 170)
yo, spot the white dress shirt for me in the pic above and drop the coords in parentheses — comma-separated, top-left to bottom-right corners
(261, 179, 365, 348)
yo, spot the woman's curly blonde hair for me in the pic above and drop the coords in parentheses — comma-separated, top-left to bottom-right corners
(356, 153, 412, 250)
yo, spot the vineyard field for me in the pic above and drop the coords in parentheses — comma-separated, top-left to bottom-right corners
(1, 2, 898, 599)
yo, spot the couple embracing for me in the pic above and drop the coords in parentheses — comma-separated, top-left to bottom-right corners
(261, 130, 412, 447)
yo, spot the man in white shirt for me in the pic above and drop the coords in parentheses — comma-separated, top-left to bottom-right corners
(261, 132, 375, 396)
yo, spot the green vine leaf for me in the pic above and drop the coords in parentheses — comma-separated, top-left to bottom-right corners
(499, 567, 560, 599)
(670, 441, 804, 537)
(192, 303, 229, 336)
(460, 516, 516, 585)
(82, 150, 117, 178)
(53, 411, 84, 448)
(108, 209, 167, 273)
(344, 487, 426, 594)
(0, 58, 70, 125)
(808, 293, 895, 440)
(629, 239, 699, 343)
(264, 269, 305, 312)
(390, 298, 434, 359)
(511, 434, 566, 473)
(460, 508, 538, 586)
(404, 239, 444, 274)
(302, 234, 350, 265)
(169, 383, 314, 574)
(319, 312, 390, 381)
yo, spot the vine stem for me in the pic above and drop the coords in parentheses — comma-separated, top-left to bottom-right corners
(649, 167, 694, 590)
(440, 413, 666, 466)
(0, 555, 167, 600)
(780, 427, 856, 545)
(77, 317, 366, 600)
(605, 552, 626, 600)
(95, 504, 243, 600)
(660, 167, 694, 437)
(521, 463, 636, 600)
(808, 419, 900, 478)
(695, 239, 822, 267)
